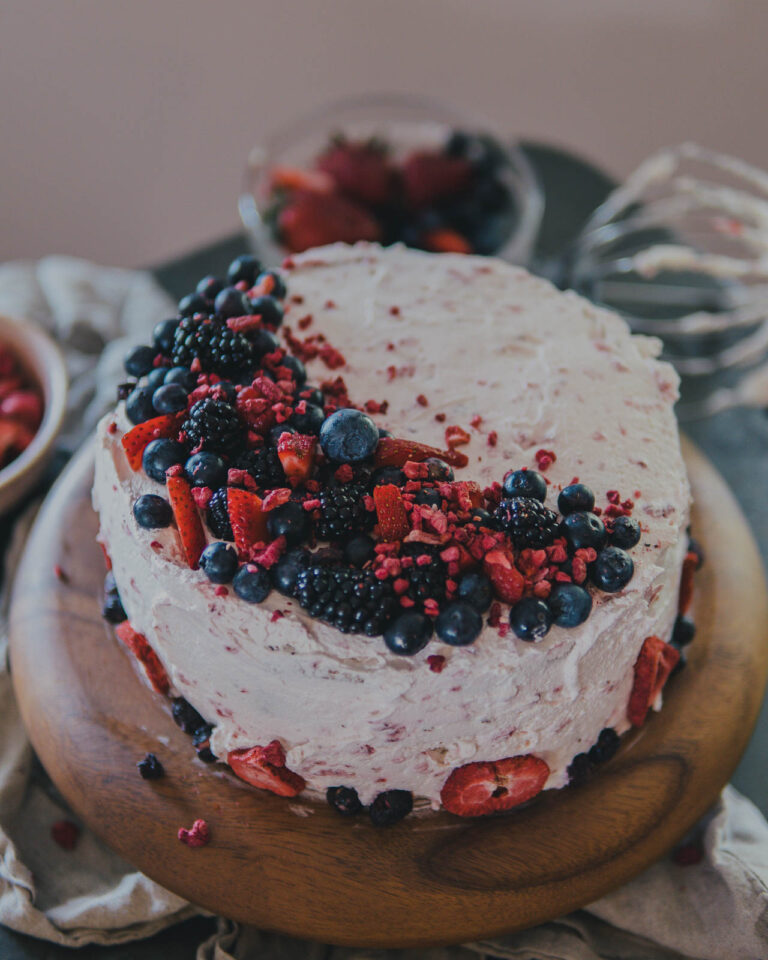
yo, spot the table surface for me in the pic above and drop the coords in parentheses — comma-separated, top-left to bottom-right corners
(4, 143, 767, 958)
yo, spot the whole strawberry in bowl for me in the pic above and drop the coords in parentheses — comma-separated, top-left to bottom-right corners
(240, 94, 543, 268)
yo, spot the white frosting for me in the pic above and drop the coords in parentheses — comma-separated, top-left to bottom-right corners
(93, 243, 690, 809)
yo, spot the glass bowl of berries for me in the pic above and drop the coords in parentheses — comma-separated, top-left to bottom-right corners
(239, 94, 543, 267)
(0, 314, 67, 514)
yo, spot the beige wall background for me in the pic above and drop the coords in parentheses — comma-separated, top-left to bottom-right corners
(1, 0, 766, 268)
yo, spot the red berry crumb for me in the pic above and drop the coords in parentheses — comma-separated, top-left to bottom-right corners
(487, 431, 498, 447)
(178, 818, 210, 848)
(427, 654, 446, 673)
(535, 449, 556, 471)
(416, 394, 429, 407)
(51, 819, 79, 851)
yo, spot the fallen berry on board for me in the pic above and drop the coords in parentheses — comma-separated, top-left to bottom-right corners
(441, 755, 549, 817)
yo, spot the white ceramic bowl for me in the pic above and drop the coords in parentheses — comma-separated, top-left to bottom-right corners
(0, 314, 67, 514)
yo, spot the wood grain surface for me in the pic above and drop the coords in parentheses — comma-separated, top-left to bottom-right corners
(8, 436, 768, 948)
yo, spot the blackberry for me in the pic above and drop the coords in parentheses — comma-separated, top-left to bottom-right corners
(402, 548, 447, 610)
(137, 753, 164, 780)
(494, 497, 559, 548)
(234, 446, 285, 490)
(207, 487, 234, 541)
(369, 789, 413, 826)
(182, 398, 245, 455)
(315, 481, 374, 541)
(326, 785, 363, 816)
(171, 315, 255, 377)
(294, 563, 398, 636)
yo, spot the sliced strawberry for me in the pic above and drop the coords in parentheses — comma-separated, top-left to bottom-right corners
(166, 476, 206, 569)
(0, 389, 43, 430)
(374, 436, 469, 469)
(0, 418, 34, 465)
(678, 550, 698, 615)
(423, 228, 472, 254)
(373, 483, 409, 542)
(483, 547, 524, 604)
(99, 542, 113, 571)
(227, 487, 269, 555)
(227, 740, 306, 797)
(278, 191, 381, 253)
(402, 151, 472, 208)
(270, 165, 334, 193)
(316, 141, 393, 206)
(627, 635, 680, 727)
(441, 754, 549, 817)
(115, 621, 170, 694)
(121, 414, 183, 470)
(277, 432, 316, 486)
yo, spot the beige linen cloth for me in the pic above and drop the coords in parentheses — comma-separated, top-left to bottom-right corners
(0, 257, 766, 960)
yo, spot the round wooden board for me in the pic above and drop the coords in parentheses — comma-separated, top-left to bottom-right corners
(8, 437, 768, 948)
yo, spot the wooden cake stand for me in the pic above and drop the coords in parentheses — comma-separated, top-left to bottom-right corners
(8, 437, 768, 948)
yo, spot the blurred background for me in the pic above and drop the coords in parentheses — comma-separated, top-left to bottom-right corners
(1, 0, 767, 267)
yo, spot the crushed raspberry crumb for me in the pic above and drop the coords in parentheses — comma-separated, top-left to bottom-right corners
(150, 540, 163, 551)
(535, 449, 556, 471)
(271, 610, 285, 622)
(165, 463, 184, 478)
(319, 343, 345, 369)
(487, 431, 498, 447)
(334, 463, 354, 483)
(107, 421, 117, 434)
(178, 818, 210, 848)
(389, 306, 400, 315)
(416, 394, 429, 407)
(324, 299, 336, 309)
(427, 654, 446, 673)
(470, 414, 483, 429)
(434, 412, 446, 423)
(445, 425, 471, 448)
(261, 488, 292, 512)
(298, 314, 313, 329)
(53, 564, 68, 583)
(191, 486, 213, 509)
(215, 586, 228, 597)
(365, 398, 388, 414)
(51, 819, 79, 850)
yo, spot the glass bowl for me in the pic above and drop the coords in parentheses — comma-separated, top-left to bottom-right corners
(239, 93, 543, 268)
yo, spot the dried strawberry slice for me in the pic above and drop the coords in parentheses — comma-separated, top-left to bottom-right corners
(440, 754, 549, 817)
(627, 635, 680, 727)
(227, 487, 269, 555)
(373, 483, 409, 542)
(115, 621, 170, 694)
(374, 436, 468, 469)
(121, 414, 183, 470)
(227, 740, 306, 797)
(277, 432, 316, 486)
(270, 165, 334, 193)
(678, 550, 698, 615)
(483, 547, 524, 604)
(423, 228, 471, 254)
(166, 476, 206, 569)
(316, 141, 394, 207)
(278, 191, 381, 253)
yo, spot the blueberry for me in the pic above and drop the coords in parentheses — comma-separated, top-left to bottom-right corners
(291, 402, 324, 434)
(266, 501, 308, 546)
(548, 582, 592, 627)
(102, 572, 127, 623)
(145, 366, 168, 391)
(142, 438, 186, 483)
(378, 427, 393, 439)
(435, 601, 482, 646)
(372, 467, 405, 487)
(214, 286, 251, 319)
(227, 254, 261, 286)
(272, 548, 308, 595)
(591, 546, 634, 592)
(171, 698, 207, 734)
(196, 274, 224, 301)
(503, 468, 547, 502)
(610, 515, 641, 549)
(344, 534, 375, 568)
(319, 409, 379, 463)
(125, 386, 156, 424)
(200, 542, 239, 584)
(561, 512, 606, 551)
(164, 366, 198, 391)
(269, 424, 296, 446)
(124, 345, 156, 378)
(152, 382, 188, 414)
(469, 211, 514, 255)
(132, 493, 173, 528)
(672, 614, 696, 648)
(233, 563, 272, 603)
(469, 507, 493, 526)
(424, 458, 454, 482)
(257, 270, 287, 300)
(213, 380, 238, 403)
(137, 753, 164, 780)
(383, 612, 433, 655)
(250, 294, 284, 328)
(326, 785, 363, 816)
(588, 728, 620, 765)
(178, 292, 209, 317)
(558, 483, 595, 515)
(117, 382, 135, 401)
(457, 572, 493, 612)
(152, 318, 179, 354)
(301, 386, 324, 407)
(253, 328, 280, 356)
(281, 354, 306, 386)
(414, 488, 442, 508)
(369, 789, 413, 826)
(509, 597, 552, 641)
(184, 451, 226, 488)
(446, 130, 471, 156)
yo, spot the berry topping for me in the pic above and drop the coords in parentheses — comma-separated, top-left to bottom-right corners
(137, 753, 165, 780)
(295, 562, 397, 635)
(591, 546, 634, 592)
(503, 468, 547, 502)
(369, 789, 413, 826)
(234, 446, 285, 490)
(319, 408, 379, 463)
(557, 483, 595, 515)
(133, 493, 173, 529)
(124, 344, 156, 378)
(384, 611, 433, 655)
(152, 382, 188, 415)
(548, 582, 592, 627)
(276, 432, 317, 486)
(494, 498, 559, 548)
(200, 542, 239, 584)
(249, 294, 284, 328)
(561, 511, 606, 551)
(171, 697, 208, 734)
(435, 601, 482, 646)
(326, 785, 363, 816)
(214, 286, 252, 319)
(316, 480, 374, 542)
(457, 571, 493, 612)
(609, 515, 641, 549)
(196, 275, 224, 301)
(172, 315, 255, 378)
(343, 533, 375, 567)
(290, 402, 324, 435)
(206, 487, 234, 540)
(672, 614, 696, 648)
(423, 457, 454, 482)
(317, 140, 394, 207)
(182, 398, 245, 455)
(227, 254, 261, 286)
(227, 487, 269, 554)
(177, 818, 210, 848)
(125, 385, 156, 424)
(233, 563, 272, 603)
(115, 621, 170, 694)
(373, 484, 409, 542)
(153, 318, 180, 353)
(567, 727, 620, 785)
(164, 366, 197, 391)
(256, 270, 287, 300)
(402, 151, 472, 208)
(178, 292, 209, 317)
(102, 571, 127, 624)
(628, 635, 680, 726)
(374, 436, 468, 469)
(227, 741, 305, 797)
(509, 597, 552, 641)
(166, 476, 206, 569)
(184, 451, 227, 489)
(142, 438, 186, 483)
(440, 754, 549, 817)
(266, 500, 308, 547)
(483, 547, 524, 605)
(278, 191, 381, 252)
